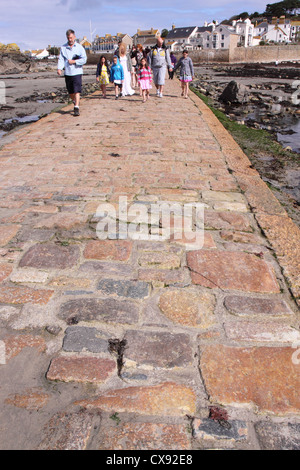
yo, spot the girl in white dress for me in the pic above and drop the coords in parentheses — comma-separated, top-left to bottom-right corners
(118, 43, 135, 97)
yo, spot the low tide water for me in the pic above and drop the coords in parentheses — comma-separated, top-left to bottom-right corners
(277, 119, 300, 153)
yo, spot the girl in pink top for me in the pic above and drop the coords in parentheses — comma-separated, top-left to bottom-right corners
(137, 58, 152, 103)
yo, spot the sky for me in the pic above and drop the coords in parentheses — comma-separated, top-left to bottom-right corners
(0, 0, 268, 50)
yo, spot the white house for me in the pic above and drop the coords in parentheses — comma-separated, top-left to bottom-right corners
(263, 25, 291, 43)
(32, 49, 49, 59)
(290, 20, 300, 41)
(234, 18, 254, 47)
(205, 24, 239, 49)
(166, 26, 198, 51)
(254, 19, 291, 44)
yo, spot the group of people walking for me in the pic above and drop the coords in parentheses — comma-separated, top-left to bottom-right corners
(58, 29, 195, 114)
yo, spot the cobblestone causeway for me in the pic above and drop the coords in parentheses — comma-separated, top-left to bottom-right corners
(0, 78, 299, 450)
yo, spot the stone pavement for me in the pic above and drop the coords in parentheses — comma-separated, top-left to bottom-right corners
(0, 77, 299, 450)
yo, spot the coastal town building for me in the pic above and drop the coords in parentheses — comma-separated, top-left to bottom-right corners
(254, 19, 292, 44)
(80, 37, 92, 51)
(165, 26, 199, 51)
(205, 24, 240, 49)
(29, 48, 49, 59)
(92, 33, 132, 53)
(234, 18, 255, 47)
(290, 20, 300, 41)
(165, 19, 255, 51)
(132, 28, 160, 47)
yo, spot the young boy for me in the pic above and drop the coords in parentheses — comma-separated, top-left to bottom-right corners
(110, 56, 124, 99)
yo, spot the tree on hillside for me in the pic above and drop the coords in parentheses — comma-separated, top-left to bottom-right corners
(249, 12, 261, 19)
(229, 11, 250, 22)
(265, 0, 300, 17)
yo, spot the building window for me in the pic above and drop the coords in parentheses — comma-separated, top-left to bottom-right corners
(221, 43, 224, 48)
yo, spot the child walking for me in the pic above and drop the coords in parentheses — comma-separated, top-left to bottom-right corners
(174, 50, 194, 99)
(137, 58, 152, 103)
(110, 56, 124, 100)
(96, 55, 110, 98)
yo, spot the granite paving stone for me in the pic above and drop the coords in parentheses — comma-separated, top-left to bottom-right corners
(46, 356, 116, 384)
(193, 418, 248, 442)
(58, 298, 139, 325)
(123, 330, 193, 368)
(99, 422, 191, 450)
(37, 410, 101, 450)
(62, 326, 110, 353)
(0, 285, 54, 305)
(19, 243, 80, 270)
(254, 422, 300, 450)
(0, 263, 13, 282)
(224, 320, 300, 343)
(200, 344, 299, 413)
(4, 334, 46, 361)
(5, 388, 50, 411)
(203, 210, 252, 231)
(97, 279, 150, 299)
(75, 382, 197, 416)
(187, 249, 280, 293)
(158, 288, 216, 327)
(83, 240, 132, 262)
(224, 295, 294, 317)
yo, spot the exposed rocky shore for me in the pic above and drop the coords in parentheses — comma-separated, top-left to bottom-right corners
(193, 63, 300, 226)
(194, 63, 300, 151)
(0, 57, 99, 137)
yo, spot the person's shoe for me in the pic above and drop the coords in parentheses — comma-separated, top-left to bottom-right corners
(115, 95, 119, 100)
(159, 92, 163, 98)
(74, 106, 80, 116)
(156, 90, 160, 96)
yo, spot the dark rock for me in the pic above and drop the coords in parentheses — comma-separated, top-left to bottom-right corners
(219, 80, 249, 104)
(193, 418, 248, 441)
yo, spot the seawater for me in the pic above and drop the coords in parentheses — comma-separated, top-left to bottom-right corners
(277, 119, 300, 153)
